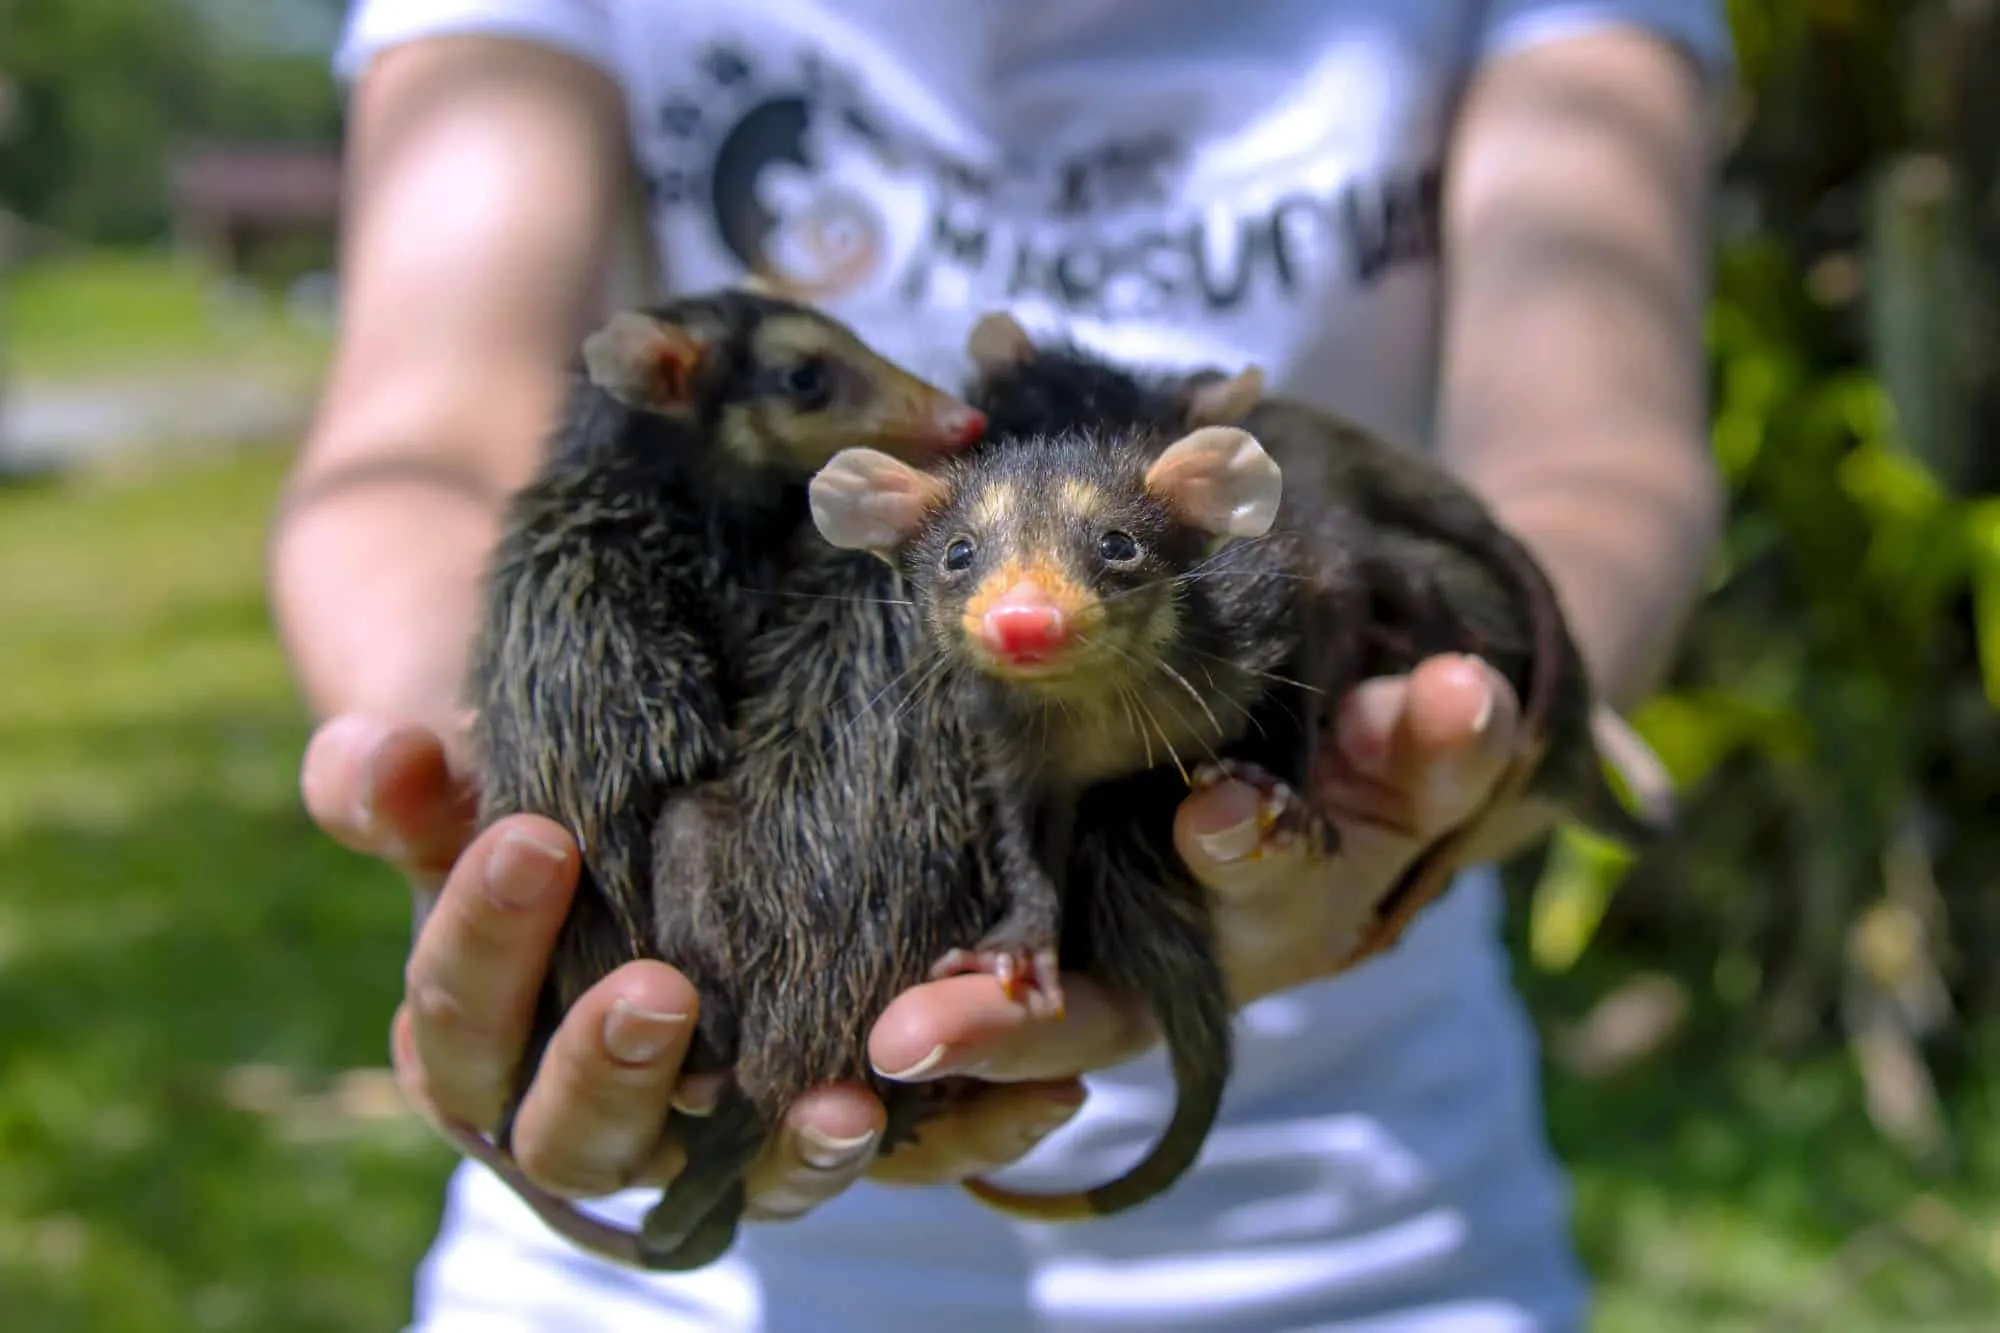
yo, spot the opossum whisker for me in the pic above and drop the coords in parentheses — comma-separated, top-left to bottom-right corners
(1094, 567, 1309, 610)
(1195, 661, 1266, 738)
(1126, 682, 1190, 786)
(1089, 634, 1225, 744)
(1115, 683, 1156, 773)
(740, 585, 917, 608)
(1170, 640, 1324, 696)
(881, 653, 959, 734)
(812, 651, 944, 747)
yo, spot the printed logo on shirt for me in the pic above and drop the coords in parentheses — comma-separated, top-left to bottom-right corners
(642, 40, 1442, 317)
(647, 44, 926, 303)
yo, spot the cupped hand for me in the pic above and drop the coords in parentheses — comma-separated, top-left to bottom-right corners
(853, 651, 1530, 1190)
(299, 714, 917, 1219)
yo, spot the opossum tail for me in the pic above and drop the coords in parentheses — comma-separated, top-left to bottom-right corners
(1574, 704, 1678, 847)
(960, 930, 1230, 1223)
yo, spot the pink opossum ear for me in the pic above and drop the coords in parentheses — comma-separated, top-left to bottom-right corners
(809, 447, 954, 552)
(581, 309, 707, 415)
(1183, 365, 1265, 427)
(1142, 426, 1283, 540)
(966, 310, 1038, 378)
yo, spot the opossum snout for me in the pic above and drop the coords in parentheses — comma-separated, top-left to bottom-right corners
(976, 584, 1073, 666)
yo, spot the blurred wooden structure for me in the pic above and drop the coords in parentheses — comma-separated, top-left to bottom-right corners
(165, 144, 342, 279)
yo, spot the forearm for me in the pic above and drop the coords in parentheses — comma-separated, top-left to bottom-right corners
(268, 468, 508, 727)
(1435, 27, 1724, 711)
(266, 33, 629, 731)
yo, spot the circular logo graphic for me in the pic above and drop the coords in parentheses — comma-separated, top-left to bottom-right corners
(708, 96, 888, 299)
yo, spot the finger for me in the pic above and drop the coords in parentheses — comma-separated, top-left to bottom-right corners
(507, 960, 700, 1198)
(301, 715, 477, 885)
(1168, 783, 1368, 1006)
(1172, 775, 1319, 905)
(866, 1080, 1088, 1187)
(1322, 654, 1522, 875)
(401, 814, 580, 1130)
(867, 972, 1155, 1086)
(739, 1084, 888, 1222)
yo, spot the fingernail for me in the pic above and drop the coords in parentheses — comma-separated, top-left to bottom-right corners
(1461, 656, 1497, 734)
(873, 1043, 952, 1081)
(485, 828, 569, 909)
(672, 1071, 728, 1117)
(1195, 816, 1262, 865)
(798, 1125, 879, 1171)
(603, 998, 688, 1065)
(1189, 777, 1267, 865)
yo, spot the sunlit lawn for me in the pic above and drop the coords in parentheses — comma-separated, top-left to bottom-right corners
(3, 447, 1997, 1331)
(3, 251, 332, 385)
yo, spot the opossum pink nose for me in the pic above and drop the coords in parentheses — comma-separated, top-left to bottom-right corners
(942, 404, 988, 448)
(980, 599, 1070, 663)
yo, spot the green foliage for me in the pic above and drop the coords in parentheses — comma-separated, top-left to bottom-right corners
(1523, 0, 2000, 1106)
(0, 0, 343, 243)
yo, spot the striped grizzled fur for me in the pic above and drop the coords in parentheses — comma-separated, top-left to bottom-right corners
(467, 371, 807, 1068)
(632, 530, 1059, 1268)
(457, 288, 992, 1268)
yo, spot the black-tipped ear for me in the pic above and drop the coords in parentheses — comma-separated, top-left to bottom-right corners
(809, 447, 953, 552)
(581, 310, 707, 414)
(1141, 426, 1283, 540)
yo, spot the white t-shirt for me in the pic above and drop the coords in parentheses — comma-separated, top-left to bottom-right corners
(334, 5, 1730, 1330)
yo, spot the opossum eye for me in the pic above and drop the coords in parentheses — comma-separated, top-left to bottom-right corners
(1097, 530, 1140, 563)
(942, 537, 976, 572)
(782, 357, 833, 410)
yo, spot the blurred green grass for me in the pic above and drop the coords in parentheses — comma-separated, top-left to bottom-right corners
(1, 446, 1995, 1331)
(2, 252, 332, 385)
(0, 450, 453, 1333)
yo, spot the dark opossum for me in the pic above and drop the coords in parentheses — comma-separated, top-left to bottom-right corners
(454, 287, 987, 1266)
(808, 421, 1311, 1226)
(962, 313, 1675, 964)
(627, 529, 1064, 1267)
(803, 314, 1678, 1222)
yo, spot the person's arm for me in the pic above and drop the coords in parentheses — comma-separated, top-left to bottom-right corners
(1435, 24, 1724, 713)
(269, 34, 629, 728)
(1419, 23, 1724, 860)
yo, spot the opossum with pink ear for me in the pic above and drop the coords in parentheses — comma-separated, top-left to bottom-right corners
(952, 311, 1679, 972)
(807, 417, 1372, 1225)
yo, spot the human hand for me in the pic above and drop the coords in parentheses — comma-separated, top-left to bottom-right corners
(297, 713, 950, 1220)
(849, 652, 1530, 1193)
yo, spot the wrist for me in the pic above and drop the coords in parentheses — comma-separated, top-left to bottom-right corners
(266, 471, 504, 727)
(1448, 434, 1722, 710)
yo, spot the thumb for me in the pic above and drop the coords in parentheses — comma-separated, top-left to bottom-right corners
(301, 714, 478, 885)
(1172, 770, 1318, 904)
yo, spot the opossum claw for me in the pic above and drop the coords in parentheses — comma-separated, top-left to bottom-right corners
(930, 946, 1066, 1020)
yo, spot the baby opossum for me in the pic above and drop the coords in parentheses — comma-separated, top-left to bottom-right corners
(962, 313, 1675, 964)
(808, 422, 1314, 1225)
(803, 316, 1677, 1222)
(454, 288, 987, 1265)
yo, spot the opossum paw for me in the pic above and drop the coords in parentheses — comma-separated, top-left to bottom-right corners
(1196, 759, 1336, 860)
(930, 946, 1066, 1020)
